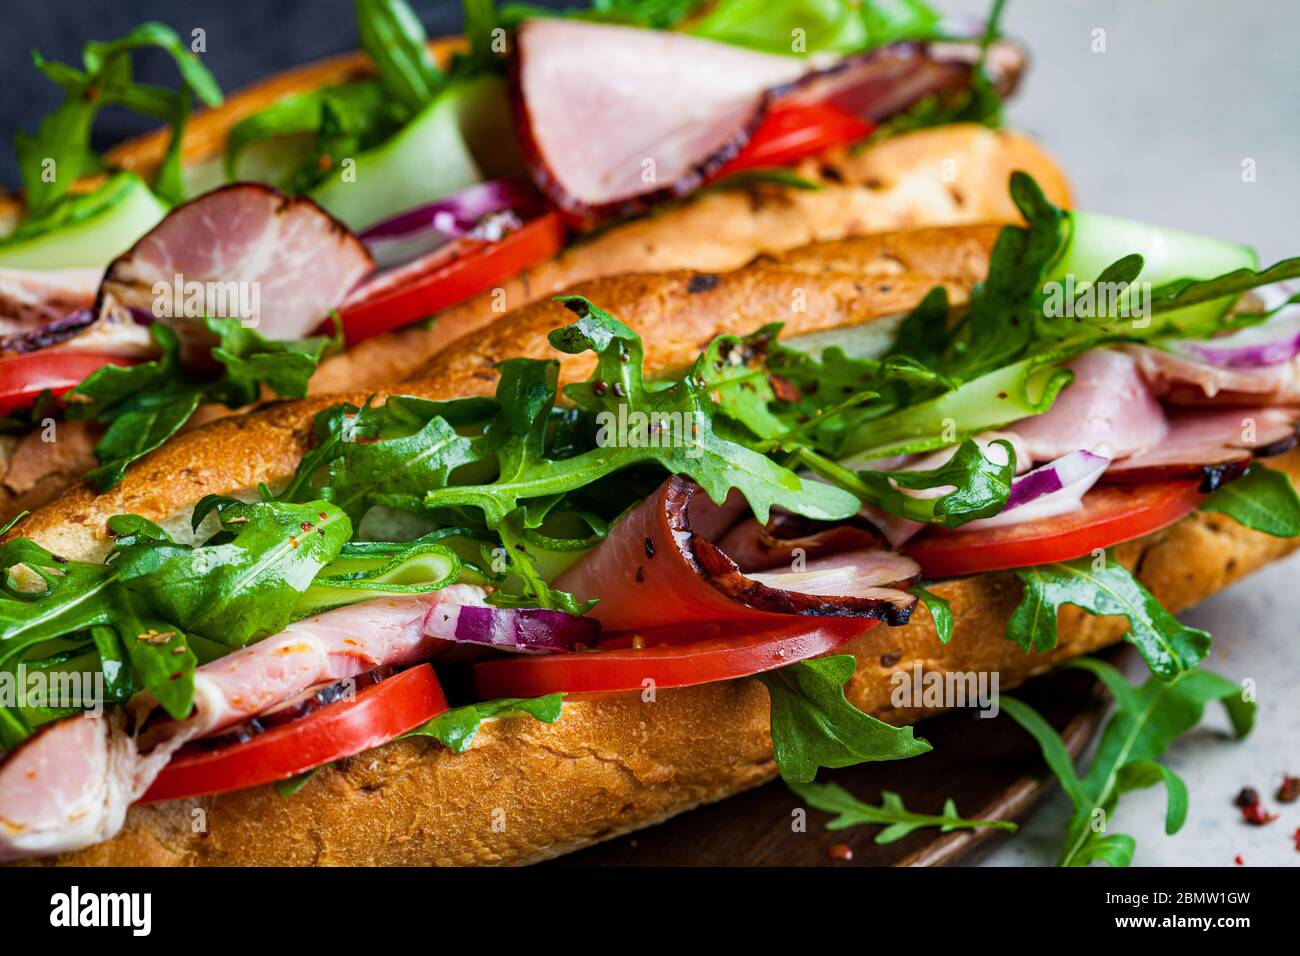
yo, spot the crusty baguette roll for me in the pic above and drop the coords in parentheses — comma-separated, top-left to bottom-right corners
(12, 222, 1298, 865)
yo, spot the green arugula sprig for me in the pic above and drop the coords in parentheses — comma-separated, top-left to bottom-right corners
(66, 316, 340, 490)
(406, 692, 564, 752)
(757, 655, 930, 783)
(1007, 555, 1211, 680)
(15, 22, 222, 214)
(791, 780, 1016, 843)
(418, 297, 861, 525)
(1201, 462, 1300, 537)
(1002, 657, 1254, 866)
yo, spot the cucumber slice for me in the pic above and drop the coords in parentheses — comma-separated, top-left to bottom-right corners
(1047, 211, 1258, 330)
(0, 172, 168, 270)
(309, 80, 486, 232)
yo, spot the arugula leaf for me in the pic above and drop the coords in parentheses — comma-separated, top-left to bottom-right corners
(1008, 556, 1210, 680)
(421, 297, 861, 525)
(1200, 463, 1300, 537)
(0, 537, 196, 729)
(941, 172, 1067, 379)
(1002, 657, 1252, 866)
(756, 655, 931, 783)
(405, 692, 564, 752)
(909, 585, 952, 643)
(791, 780, 1015, 843)
(355, 0, 445, 113)
(838, 438, 1014, 527)
(113, 498, 351, 647)
(15, 21, 221, 213)
(274, 768, 320, 797)
(67, 318, 338, 491)
(483, 508, 597, 614)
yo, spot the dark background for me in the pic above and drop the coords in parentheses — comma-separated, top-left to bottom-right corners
(0, 0, 569, 190)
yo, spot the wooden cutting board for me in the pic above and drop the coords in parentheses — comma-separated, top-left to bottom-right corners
(548, 658, 1115, 867)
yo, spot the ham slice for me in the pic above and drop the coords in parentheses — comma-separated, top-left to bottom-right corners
(514, 19, 1019, 225)
(0, 587, 485, 861)
(515, 19, 807, 221)
(716, 509, 883, 572)
(1009, 349, 1169, 462)
(1104, 406, 1300, 489)
(98, 183, 373, 351)
(553, 476, 919, 629)
(0, 266, 99, 330)
(1124, 343, 1300, 406)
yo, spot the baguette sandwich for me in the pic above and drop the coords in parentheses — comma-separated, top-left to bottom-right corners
(2, 170, 1300, 866)
(0, 0, 1066, 522)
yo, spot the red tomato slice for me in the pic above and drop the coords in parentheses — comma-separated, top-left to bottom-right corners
(473, 616, 875, 698)
(716, 100, 875, 178)
(903, 481, 1206, 579)
(0, 351, 136, 417)
(141, 664, 449, 803)
(338, 212, 567, 346)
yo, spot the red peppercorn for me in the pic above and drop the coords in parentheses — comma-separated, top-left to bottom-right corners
(1241, 802, 1278, 826)
(1234, 854, 1244, 865)
(827, 842, 854, 862)
(1277, 775, 1300, 803)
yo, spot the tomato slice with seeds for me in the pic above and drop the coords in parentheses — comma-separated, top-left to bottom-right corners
(0, 351, 136, 417)
(141, 664, 448, 803)
(472, 616, 875, 698)
(903, 481, 1206, 578)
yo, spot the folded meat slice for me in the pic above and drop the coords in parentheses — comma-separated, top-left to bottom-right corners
(137, 584, 488, 746)
(515, 19, 807, 220)
(98, 183, 373, 349)
(0, 587, 485, 862)
(716, 509, 884, 572)
(1009, 349, 1169, 462)
(1124, 343, 1300, 406)
(514, 19, 1018, 225)
(0, 266, 99, 329)
(553, 476, 919, 629)
(1104, 406, 1300, 490)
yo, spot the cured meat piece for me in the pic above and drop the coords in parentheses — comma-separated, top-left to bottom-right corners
(1104, 407, 1300, 490)
(553, 476, 919, 629)
(97, 183, 373, 350)
(514, 19, 1019, 225)
(0, 266, 99, 329)
(1009, 349, 1168, 462)
(716, 509, 883, 572)
(1124, 343, 1300, 406)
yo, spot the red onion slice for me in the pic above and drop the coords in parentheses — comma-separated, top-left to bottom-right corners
(358, 179, 536, 269)
(1173, 307, 1300, 369)
(961, 450, 1110, 531)
(446, 604, 599, 653)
